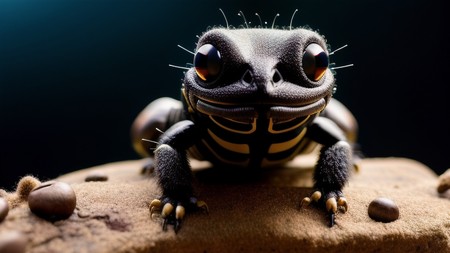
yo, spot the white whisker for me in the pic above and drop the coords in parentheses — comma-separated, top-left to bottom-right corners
(331, 64, 354, 70)
(289, 9, 299, 30)
(177, 45, 194, 55)
(155, 128, 165, 134)
(329, 44, 348, 55)
(219, 8, 229, 29)
(255, 13, 263, 27)
(142, 139, 160, 145)
(271, 13, 280, 29)
(238, 11, 249, 28)
(168, 64, 190, 70)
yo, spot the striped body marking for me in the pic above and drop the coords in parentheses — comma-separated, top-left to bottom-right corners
(132, 11, 357, 230)
(183, 89, 324, 168)
(178, 27, 336, 168)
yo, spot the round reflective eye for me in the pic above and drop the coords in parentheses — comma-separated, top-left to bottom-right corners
(302, 43, 329, 81)
(194, 44, 222, 82)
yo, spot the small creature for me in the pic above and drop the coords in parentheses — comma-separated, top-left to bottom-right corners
(131, 10, 358, 231)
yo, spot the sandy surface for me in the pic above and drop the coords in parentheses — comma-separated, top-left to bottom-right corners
(0, 156, 449, 253)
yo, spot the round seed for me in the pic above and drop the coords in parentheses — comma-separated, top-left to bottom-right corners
(368, 197, 399, 223)
(85, 171, 108, 182)
(28, 181, 76, 221)
(0, 197, 9, 222)
(0, 231, 27, 253)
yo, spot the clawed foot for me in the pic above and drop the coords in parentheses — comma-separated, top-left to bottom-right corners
(140, 158, 155, 175)
(149, 197, 208, 232)
(300, 190, 348, 227)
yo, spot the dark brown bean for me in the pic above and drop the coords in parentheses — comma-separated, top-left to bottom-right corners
(85, 171, 108, 182)
(28, 181, 76, 221)
(0, 231, 27, 253)
(0, 197, 8, 222)
(368, 197, 399, 223)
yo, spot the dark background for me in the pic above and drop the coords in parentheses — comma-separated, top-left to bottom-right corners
(1, 0, 448, 190)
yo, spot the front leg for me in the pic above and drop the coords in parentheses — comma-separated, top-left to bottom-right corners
(311, 141, 351, 226)
(149, 120, 207, 232)
(302, 117, 352, 227)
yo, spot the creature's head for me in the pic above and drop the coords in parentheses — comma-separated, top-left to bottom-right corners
(181, 22, 337, 124)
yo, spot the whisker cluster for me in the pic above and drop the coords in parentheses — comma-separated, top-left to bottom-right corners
(329, 44, 353, 71)
(238, 11, 249, 28)
(255, 13, 263, 27)
(168, 9, 353, 74)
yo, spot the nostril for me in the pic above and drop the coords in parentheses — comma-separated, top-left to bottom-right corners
(272, 69, 283, 83)
(242, 70, 253, 84)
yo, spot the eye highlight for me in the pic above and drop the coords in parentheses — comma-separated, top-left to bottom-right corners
(302, 43, 329, 81)
(194, 44, 223, 83)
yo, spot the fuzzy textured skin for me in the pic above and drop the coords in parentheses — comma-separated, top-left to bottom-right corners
(132, 27, 357, 230)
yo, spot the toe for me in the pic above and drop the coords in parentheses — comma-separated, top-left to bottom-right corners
(326, 197, 338, 214)
(300, 191, 322, 208)
(337, 197, 348, 213)
(161, 203, 174, 218)
(311, 191, 322, 202)
(149, 196, 208, 232)
(300, 197, 312, 208)
(149, 199, 162, 215)
(175, 205, 185, 220)
(196, 200, 209, 214)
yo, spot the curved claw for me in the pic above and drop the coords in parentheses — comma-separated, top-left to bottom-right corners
(326, 198, 338, 214)
(175, 205, 186, 220)
(337, 197, 348, 213)
(161, 203, 174, 219)
(326, 198, 338, 227)
(329, 213, 335, 227)
(196, 200, 209, 214)
(300, 191, 322, 208)
(300, 191, 348, 227)
(300, 197, 311, 208)
(150, 199, 162, 218)
(149, 197, 208, 232)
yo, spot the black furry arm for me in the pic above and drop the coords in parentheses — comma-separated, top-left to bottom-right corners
(154, 120, 199, 201)
(307, 116, 351, 200)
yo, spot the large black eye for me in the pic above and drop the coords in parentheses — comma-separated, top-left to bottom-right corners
(194, 44, 222, 83)
(302, 43, 329, 81)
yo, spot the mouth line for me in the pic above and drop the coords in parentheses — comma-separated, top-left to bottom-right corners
(195, 97, 326, 122)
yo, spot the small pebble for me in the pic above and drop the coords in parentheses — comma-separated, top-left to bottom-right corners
(368, 197, 399, 223)
(28, 181, 76, 221)
(0, 231, 27, 253)
(85, 171, 108, 182)
(0, 197, 9, 222)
